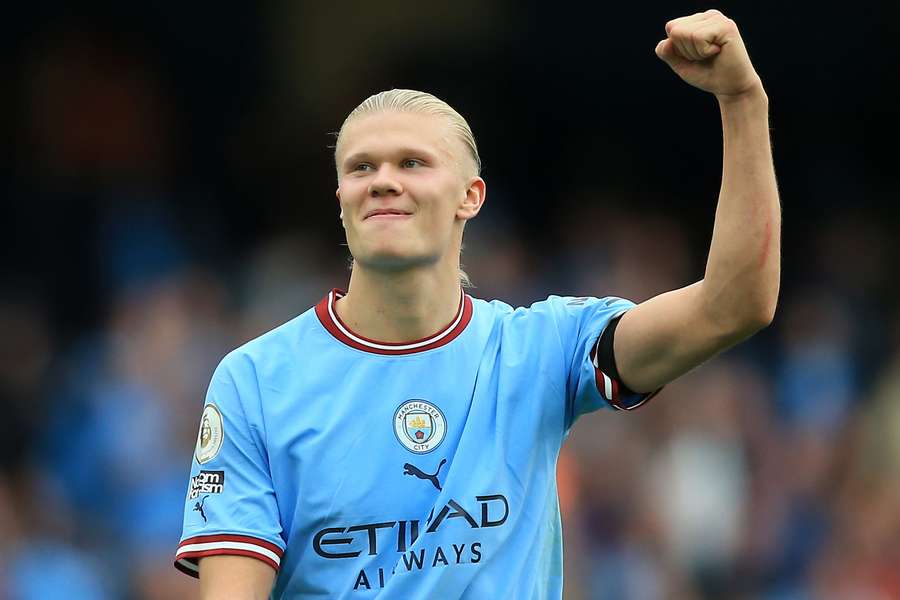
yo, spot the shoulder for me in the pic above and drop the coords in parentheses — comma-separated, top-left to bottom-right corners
(469, 294, 637, 351)
(472, 294, 632, 323)
(467, 295, 585, 343)
(216, 305, 320, 382)
(470, 294, 581, 318)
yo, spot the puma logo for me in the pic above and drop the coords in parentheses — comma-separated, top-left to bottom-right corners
(193, 495, 209, 522)
(403, 458, 447, 491)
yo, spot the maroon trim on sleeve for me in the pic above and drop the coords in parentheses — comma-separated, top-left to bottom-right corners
(174, 533, 284, 579)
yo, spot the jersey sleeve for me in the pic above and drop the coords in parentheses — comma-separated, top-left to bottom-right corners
(543, 295, 659, 429)
(174, 353, 285, 578)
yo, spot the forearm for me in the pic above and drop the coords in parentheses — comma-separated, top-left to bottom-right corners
(612, 12, 780, 393)
(701, 84, 781, 332)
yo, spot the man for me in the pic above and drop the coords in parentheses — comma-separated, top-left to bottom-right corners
(175, 10, 779, 599)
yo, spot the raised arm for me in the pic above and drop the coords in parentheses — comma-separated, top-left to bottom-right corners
(613, 10, 781, 393)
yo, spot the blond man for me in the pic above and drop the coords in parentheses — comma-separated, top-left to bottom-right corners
(175, 10, 779, 599)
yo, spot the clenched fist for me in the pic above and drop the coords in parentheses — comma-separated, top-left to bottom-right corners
(656, 10, 762, 99)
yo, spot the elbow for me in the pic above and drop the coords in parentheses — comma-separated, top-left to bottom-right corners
(740, 276, 780, 334)
(757, 284, 780, 329)
(702, 277, 779, 339)
(741, 297, 778, 335)
(755, 302, 777, 330)
(718, 288, 778, 339)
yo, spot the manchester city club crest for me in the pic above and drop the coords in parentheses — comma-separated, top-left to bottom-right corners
(405, 411, 434, 444)
(394, 400, 446, 454)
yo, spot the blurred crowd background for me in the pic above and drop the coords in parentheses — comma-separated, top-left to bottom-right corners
(2, 2, 899, 599)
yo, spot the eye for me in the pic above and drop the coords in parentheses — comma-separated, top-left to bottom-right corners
(353, 163, 374, 172)
(402, 159, 424, 168)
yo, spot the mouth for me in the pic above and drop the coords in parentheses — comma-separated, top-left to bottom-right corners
(364, 209, 413, 220)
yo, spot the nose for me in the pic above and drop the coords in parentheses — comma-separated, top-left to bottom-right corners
(368, 165, 403, 197)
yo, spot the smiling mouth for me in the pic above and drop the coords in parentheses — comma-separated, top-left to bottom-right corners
(365, 211, 412, 220)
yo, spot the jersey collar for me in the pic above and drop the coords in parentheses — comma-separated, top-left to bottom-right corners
(315, 288, 474, 355)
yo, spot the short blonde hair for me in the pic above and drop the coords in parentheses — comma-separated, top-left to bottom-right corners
(335, 89, 481, 177)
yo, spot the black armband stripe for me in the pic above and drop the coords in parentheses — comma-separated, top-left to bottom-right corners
(590, 313, 660, 411)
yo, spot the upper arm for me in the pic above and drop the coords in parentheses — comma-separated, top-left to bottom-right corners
(614, 280, 770, 393)
(199, 555, 275, 600)
(537, 295, 647, 425)
(175, 356, 286, 580)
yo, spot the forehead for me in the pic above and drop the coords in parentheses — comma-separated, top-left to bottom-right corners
(337, 111, 459, 163)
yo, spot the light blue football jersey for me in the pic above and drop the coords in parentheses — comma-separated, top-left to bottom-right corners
(175, 290, 654, 599)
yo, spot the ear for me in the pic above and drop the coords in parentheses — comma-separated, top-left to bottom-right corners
(336, 188, 346, 225)
(456, 177, 486, 221)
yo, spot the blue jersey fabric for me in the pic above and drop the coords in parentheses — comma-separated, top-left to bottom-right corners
(175, 290, 652, 599)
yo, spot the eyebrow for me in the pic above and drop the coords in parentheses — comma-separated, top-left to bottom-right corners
(342, 147, 441, 169)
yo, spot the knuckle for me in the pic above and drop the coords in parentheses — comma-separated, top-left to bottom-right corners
(705, 9, 722, 16)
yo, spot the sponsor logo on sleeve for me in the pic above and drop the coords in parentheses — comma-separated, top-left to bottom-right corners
(195, 403, 224, 464)
(188, 470, 225, 499)
(193, 495, 210, 522)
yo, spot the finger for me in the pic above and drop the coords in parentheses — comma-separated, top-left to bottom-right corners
(689, 23, 725, 59)
(665, 8, 725, 33)
(665, 11, 712, 36)
(666, 18, 708, 60)
(699, 8, 724, 22)
(655, 39, 687, 69)
(665, 10, 731, 60)
(668, 17, 731, 61)
(654, 39, 670, 61)
(695, 18, 740, 55)
(671, 30, 703, 61)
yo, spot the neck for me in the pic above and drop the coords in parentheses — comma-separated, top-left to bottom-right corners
(335, 260, 463, 343)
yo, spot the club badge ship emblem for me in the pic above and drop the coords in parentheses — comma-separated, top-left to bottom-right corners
(394, 400, 446, 454)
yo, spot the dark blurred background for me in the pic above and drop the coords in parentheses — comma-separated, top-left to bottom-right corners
(2, 2, 899, 599)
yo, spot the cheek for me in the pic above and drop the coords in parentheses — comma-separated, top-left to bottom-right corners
(424, 195, 462, 235)
(337, 182, 364, 207)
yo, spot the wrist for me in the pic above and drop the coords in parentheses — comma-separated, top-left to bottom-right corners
(716, 80, 768, 110)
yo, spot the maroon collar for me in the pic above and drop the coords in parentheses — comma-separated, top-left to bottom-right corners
(314, 289, 473, 355)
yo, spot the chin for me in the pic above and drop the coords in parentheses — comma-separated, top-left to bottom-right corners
(355, 246, 436, 272)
